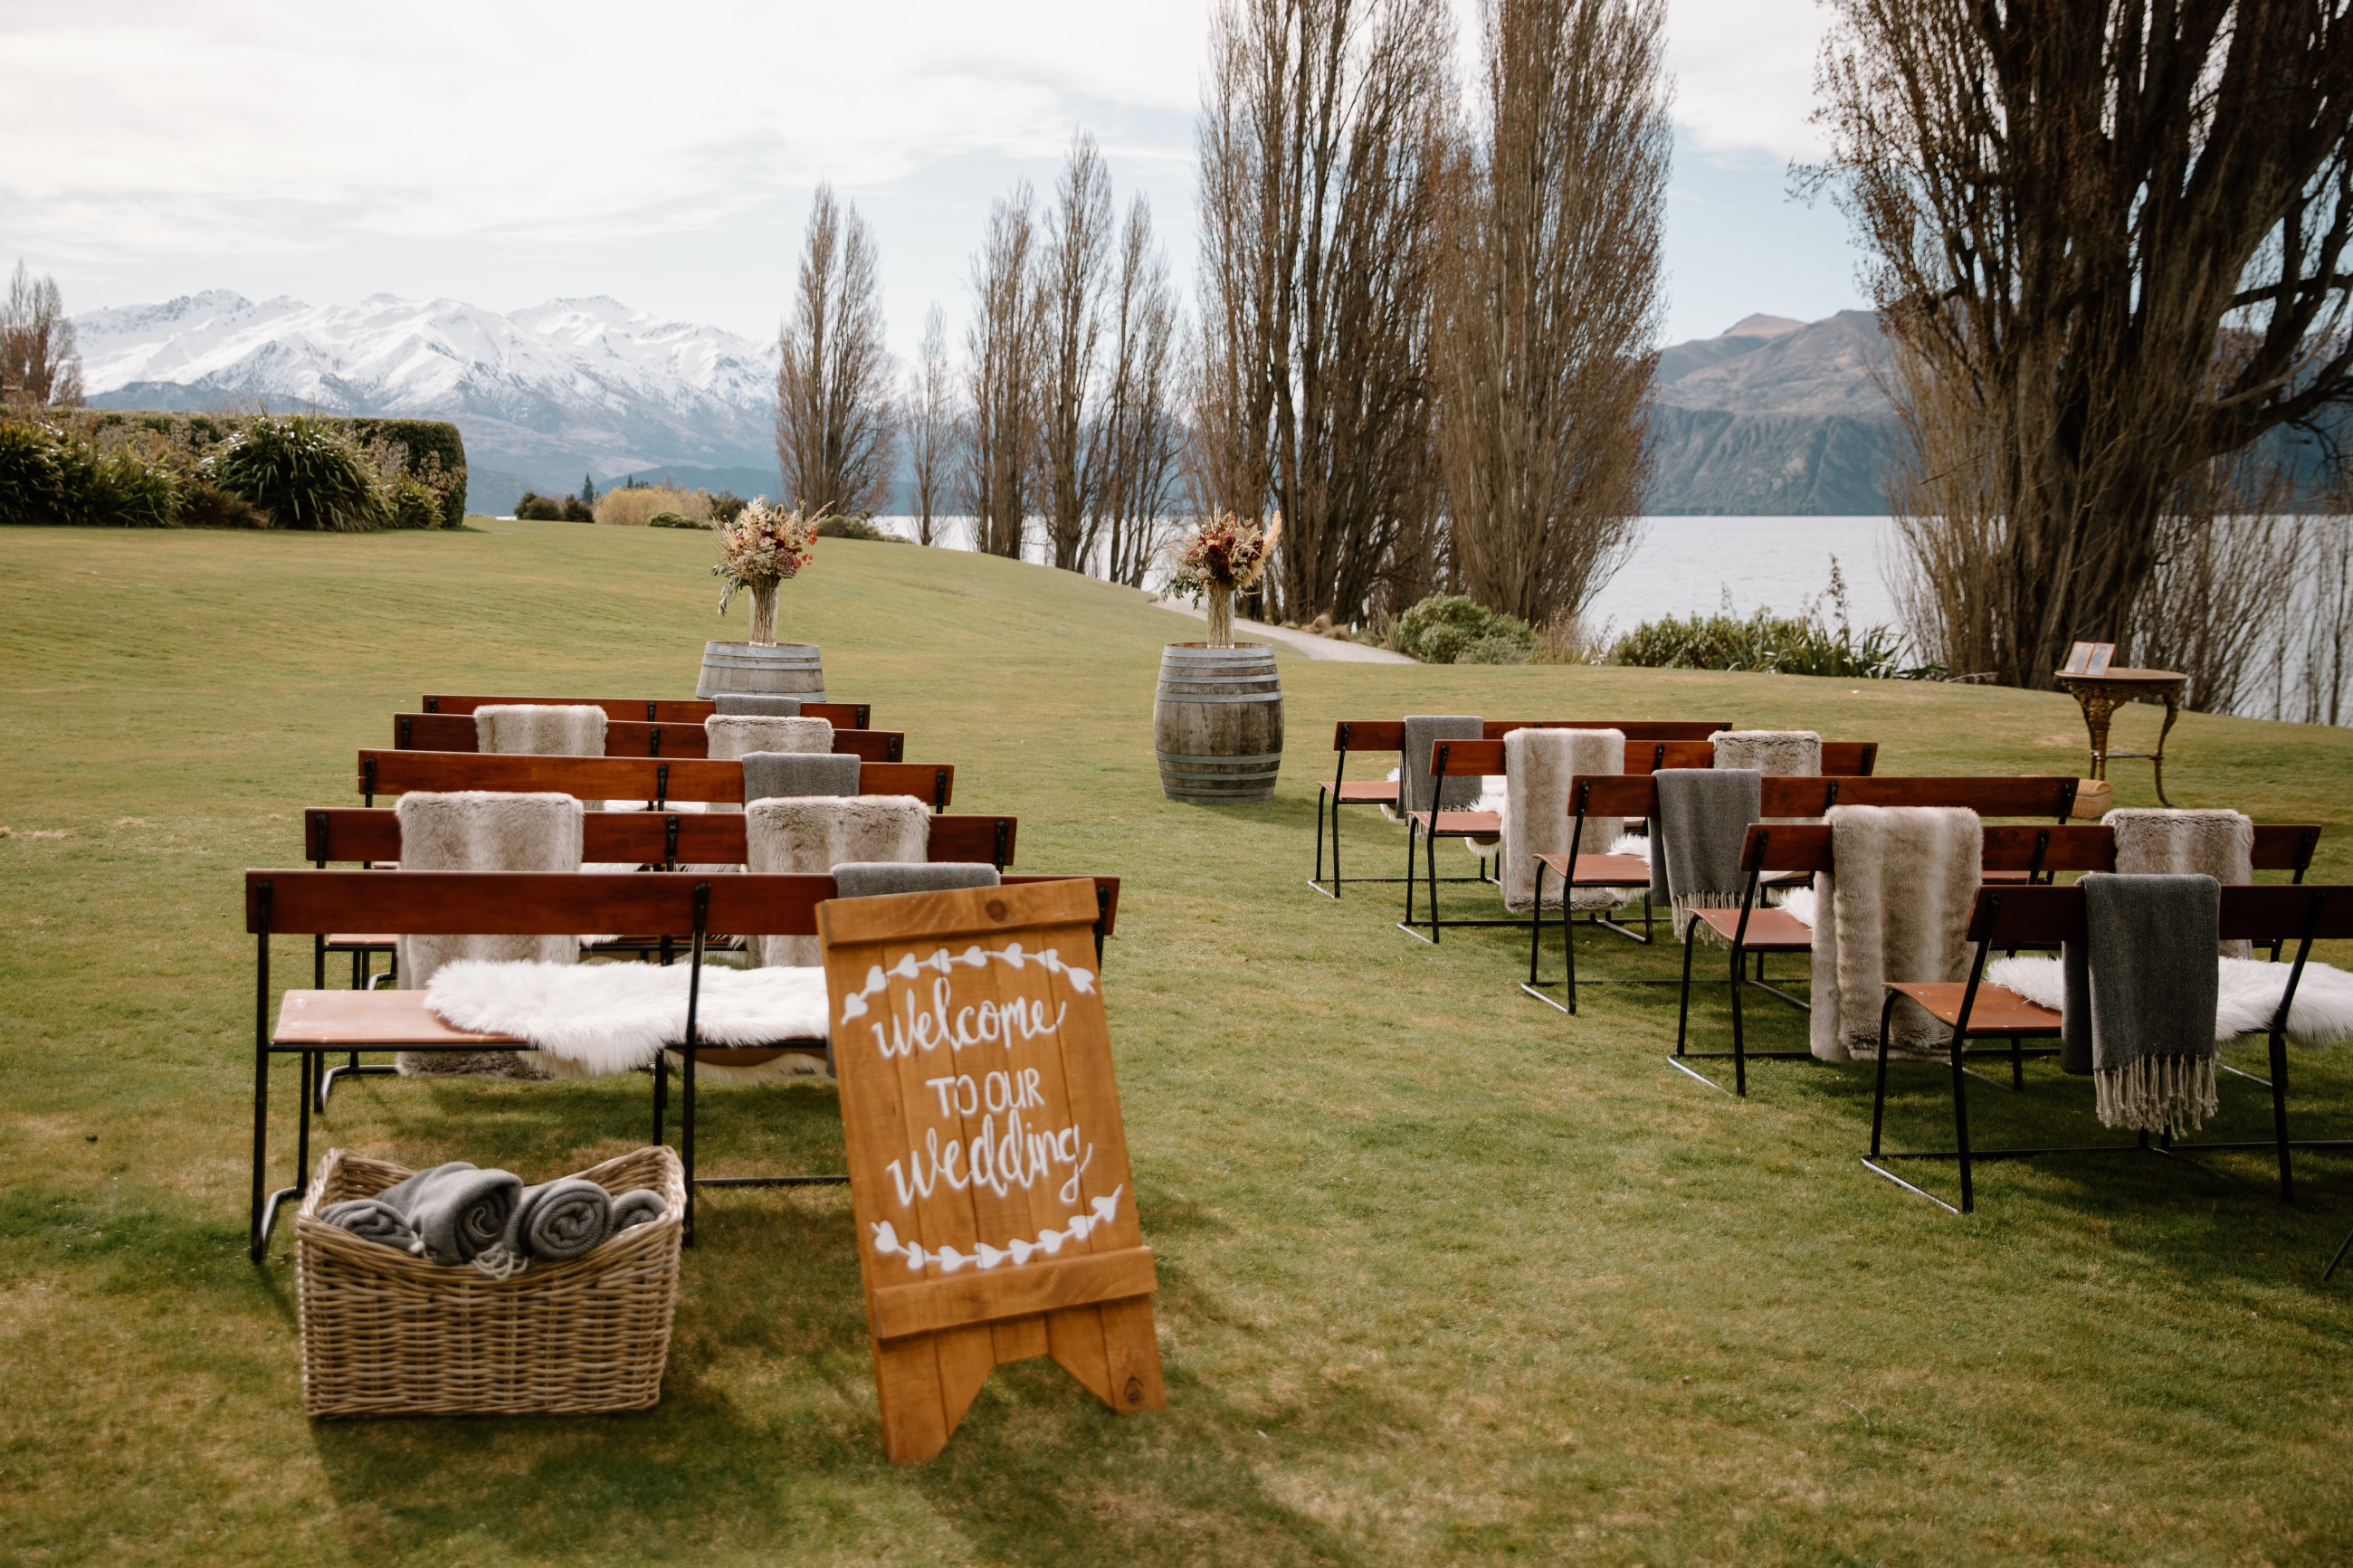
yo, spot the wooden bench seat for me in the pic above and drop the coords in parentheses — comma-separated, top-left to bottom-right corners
(1880, 981, 2061, 1034)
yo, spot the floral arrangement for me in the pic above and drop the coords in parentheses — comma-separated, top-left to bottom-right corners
(711, 498, 817, 613)
(710, 498, 818, 644)
(1166, 511, 1281, 600)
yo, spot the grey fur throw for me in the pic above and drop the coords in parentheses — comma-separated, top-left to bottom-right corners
(1500, 728, 1625, 913)
(2106, 808, 2253, 959)
(834, 861, 1000, 899)
(746, 795, 930, 966)
(1809, 805, 1982, 1061)
(393, 791, 582, 1080)
(742, 751, 861, 804)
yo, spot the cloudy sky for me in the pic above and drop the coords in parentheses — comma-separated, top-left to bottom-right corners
(0, 0, 1863, 356)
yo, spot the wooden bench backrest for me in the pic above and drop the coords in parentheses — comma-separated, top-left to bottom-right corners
(1962, 883, 2353, 946)
(1329, 718, 1729, 753)
(357, 750, 955, 811)
(423, 694, 871, 729)
(1739, 822, 2324, 878)
(246, 868, 1119, 938)
(394, 712, 905, 764)
(1430, 739, 1874, 780)
(1427, 738, 1717, 777)
(304, 807, 1019, 869)
(1575, 775, 2158, 830)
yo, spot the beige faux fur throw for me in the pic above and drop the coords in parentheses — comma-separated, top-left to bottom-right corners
(745, 794, 929, 969)
(1500, 728, 1626, 913)
(1715, 731, 1820, 824)
(1810, 804, 1982, 1061)
(2107, 808, 2254, 959)
(394, 790, 583, 1079)
(702, 716, 833, 815)
(474, 704, 606, 755)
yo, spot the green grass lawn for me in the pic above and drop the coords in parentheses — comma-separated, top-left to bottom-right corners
(4, 518, 2352, 1567)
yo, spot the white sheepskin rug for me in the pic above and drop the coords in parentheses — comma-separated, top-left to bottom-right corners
(1984, 955, 2353, 1049)
(425, 959, 831, 1077)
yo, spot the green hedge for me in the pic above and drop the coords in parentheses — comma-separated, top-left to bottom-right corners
(15, 410, 468, 528)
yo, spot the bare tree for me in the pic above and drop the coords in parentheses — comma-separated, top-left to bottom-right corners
(1434, 0, 1666, 629)
(1036, 135, 1115, 572)
(0, 261, 84, 408)
(776, 185, 896, 518)
(1195, 0, 1453, 622)
(1098, 199, 1189, 587)
(904, 305, 957, 545)
(961, 185, 1043, 558)
(1815, 0, 2353, 689)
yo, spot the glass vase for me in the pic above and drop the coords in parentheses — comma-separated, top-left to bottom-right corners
(748, 580, 779, 646)
(1206, 584, 1235, 649)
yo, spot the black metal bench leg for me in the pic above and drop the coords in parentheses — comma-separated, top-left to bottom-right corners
(2011, 1032, 2024, 1090)
(1870, 990, 1900, 1156)
(2269, 1027, 2294, 1202)
(652, 1053, 669, 1148)
(1674, 917, 1698, 1053)
(1950, 1025, 1976, 1213)
(681, 1048, 698, 1246)
(1311, 788, 1329, 893)
(1728, 926, 1749, 1097)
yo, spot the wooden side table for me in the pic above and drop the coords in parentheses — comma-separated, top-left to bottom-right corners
(2053, 668, 2188, 806)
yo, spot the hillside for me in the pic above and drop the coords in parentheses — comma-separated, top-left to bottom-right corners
(76, 291, 780, 512)
(1643, 309, 1900, 515)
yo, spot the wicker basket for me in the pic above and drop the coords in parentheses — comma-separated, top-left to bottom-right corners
(295, 1145, 684, 1418)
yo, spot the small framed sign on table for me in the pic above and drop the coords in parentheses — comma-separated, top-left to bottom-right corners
(2052, 660, 2188, 806)
(820, 878, 1165, 1463)
(2062, 641, 2116, 676)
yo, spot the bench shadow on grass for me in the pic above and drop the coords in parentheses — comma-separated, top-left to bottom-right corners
(302, 1079, 1382, 1565)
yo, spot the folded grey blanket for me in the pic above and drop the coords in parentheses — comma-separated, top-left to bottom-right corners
(372, 1162, 522, 1267)
(743, 750, 861, 803)
(610, 1188, 669, 1232)
(1651, 768, 1760, 936)
(2062, 872, 2222, 1136)
(834, 860, 1000, 898)
(713, 693, 802, 716)
(317, 1196, 415, 1250)
(503, 1177, 614, 1261)
(1400, 715, 1483, 816)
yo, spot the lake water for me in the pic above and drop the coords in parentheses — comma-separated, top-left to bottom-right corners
(874, 513, 1908, 638)
(1586, 516, 1903, 639)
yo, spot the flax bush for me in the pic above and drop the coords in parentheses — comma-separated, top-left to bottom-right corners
(1609, 560, 1921, 678)
(204, 416, 386, 532)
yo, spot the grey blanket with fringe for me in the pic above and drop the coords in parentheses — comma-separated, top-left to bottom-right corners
(1650, 768, 1759, 932)
(834, 860, 1000, 898)
(1400, 716, 1483, 816)
(317, 1196, 414, 1249)
(610, 1189, 669, 1232)
(714, 693, 802, 716)
(2062, 871, 2222, 1136)
(742, 750, 860, 803)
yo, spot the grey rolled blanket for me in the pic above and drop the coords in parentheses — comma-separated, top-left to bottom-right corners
(714, 693, 802, 716)
(2061, 871, 2222, 1136)
(610, 1188, 669, 1232)
(743, 750, 861, 803)
(317, 1196, 416, 1250)
(372, 1161, 522, 1267)
(503, 1177, 614, 1262)
(834, 860, 1000, 898)
(1650, 768, 1761, 936)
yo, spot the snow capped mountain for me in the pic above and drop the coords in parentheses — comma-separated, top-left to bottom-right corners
(75, 291, 781, 508)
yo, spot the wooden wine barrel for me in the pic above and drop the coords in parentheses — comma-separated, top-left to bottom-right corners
(697, 641, 825, 702)
(1153, 643, 1283, 803)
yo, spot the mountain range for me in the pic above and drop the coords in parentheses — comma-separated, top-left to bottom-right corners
(76, 291, 1900, 516)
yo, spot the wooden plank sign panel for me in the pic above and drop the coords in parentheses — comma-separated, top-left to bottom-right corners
(818, 878, 1164, 1463)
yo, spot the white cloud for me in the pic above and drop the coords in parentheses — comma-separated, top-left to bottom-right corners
(1663, 0, 1835, 163)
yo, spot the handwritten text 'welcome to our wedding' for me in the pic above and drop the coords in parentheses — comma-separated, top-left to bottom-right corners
(840, 945, 1107, 1270)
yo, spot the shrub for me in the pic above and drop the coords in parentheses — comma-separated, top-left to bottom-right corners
(205, 416, 386, 531)
(386, 475, 445, 529)
(514, 491, 565, 520)
(708, 490, 748, 525)
(1608, 562, 1921, 678)
(347, 418, 469, 526)
(84, 451, 181, 528)
(1393, 594, 1537, 664)
(647, 510, 703, 529)
(40, 410, 467, 528)
(0, 420, 62, 524)
(814, 514, 892, 542)
(560, 493, 595, 522)
(595, 484, 710, 527)
(176, 478, 267, 529)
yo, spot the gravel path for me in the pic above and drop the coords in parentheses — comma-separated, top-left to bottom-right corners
(1149, 598, 1416, 664)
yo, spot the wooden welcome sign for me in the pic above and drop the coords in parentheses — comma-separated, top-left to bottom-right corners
(818, 878, 1165, 1462)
